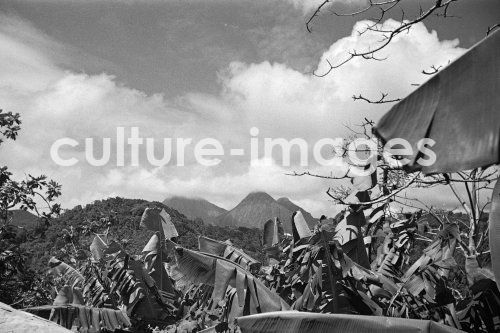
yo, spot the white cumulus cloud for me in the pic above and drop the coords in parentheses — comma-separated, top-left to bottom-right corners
(0, 14, 465, 216)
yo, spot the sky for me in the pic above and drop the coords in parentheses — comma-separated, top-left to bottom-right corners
(0, 0, 499, 216)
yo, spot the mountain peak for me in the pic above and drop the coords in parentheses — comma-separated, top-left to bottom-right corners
(241, 191, 276, 203)
(215, 192, 317, 233)
(215, 192, 292, 232)
(276, 197, 292, 204)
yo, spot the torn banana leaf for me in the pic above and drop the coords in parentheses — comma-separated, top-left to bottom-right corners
(236, 311, 463, 333)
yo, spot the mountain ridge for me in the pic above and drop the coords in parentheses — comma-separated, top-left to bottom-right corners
(162, 192, 318, 233)
(163, 196, 227, 224)
(214, 191, 317, 233)
(19, 197, 265, 273)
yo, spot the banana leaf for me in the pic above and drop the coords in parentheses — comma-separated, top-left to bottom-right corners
(88, 238, 173, 320)
(198, 235, 261, 271)
(465, 255, 495, 286)
(263, 218, 282, 260)
(374, 31, 499, 174)
(90, 235, 107, 261)
(291, 211, 312, 242)
(25, 284, 131, 332)
(170, 246, 289, 315)
(384, 224, 461, 327)
(334, 209, 370, 268)
(26, 304, 130, 332)
(141, 207, 179, 240)
(370, 217, 416, 286)
(198, 235, 228, 256)
(236, 311, 464, 333)
(48, 257, 84, 288)
(373, 30, 500, 289)
(53, 285, 84, 306)
(263, 218, 280, 248)
(107, 249, 158, 317)
(141, 233, 177, 297)
(457, 278, 500, 332)
(402, 224, 458, 286)
(290, 233, 384, 315)
(81, 263, 109, 307)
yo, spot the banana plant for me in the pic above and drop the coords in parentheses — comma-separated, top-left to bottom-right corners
(25, 285, 130, 332)
(166, 240, 289, 328)
(27, 235, 179, 331)
(198, 235, 261, 272)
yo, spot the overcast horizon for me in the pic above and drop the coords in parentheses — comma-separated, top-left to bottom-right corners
(1, 0, 499, 217)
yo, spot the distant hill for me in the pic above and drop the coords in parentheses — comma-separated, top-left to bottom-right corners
(215, 192, 316, 233)
(163, 196, 227, 224)
(16, 197, 264, 273)
(8, 210, 39, 228)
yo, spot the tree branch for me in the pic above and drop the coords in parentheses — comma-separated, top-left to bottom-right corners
(310, 0, 459, 76)
(327, 173, 420, 206)
(352, 92, 401, 104)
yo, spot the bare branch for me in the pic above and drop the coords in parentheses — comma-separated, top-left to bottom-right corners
(306, 0, 330, 33)
(327, 173, 420, 206)
(486, 23, 500, 35)
(352, 92, 401, 104)
(287, 170, 348, 180)
(311, 0, 459, 75)
(421, 65, 443, 75)
(435, 2, 460, 18)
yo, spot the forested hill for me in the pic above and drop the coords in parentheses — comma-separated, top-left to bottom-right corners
(163, 196, 227, 224)
(19, 197, 264, 273)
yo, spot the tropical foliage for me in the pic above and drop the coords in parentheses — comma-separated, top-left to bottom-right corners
(0, 109, 61, 308)
(1, 103, 498, 332)
(16, 192, 498, 332)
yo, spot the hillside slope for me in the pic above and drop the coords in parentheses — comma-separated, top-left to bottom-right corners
(163, 196, 227, 224)
(9, 210, 39, 229)
(18, 197, 264, 272)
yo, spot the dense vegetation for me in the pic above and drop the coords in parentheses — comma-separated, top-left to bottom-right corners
(1, 197, 264, 307)
(3, 195, 497, 332)
(28, 197, 260, 265)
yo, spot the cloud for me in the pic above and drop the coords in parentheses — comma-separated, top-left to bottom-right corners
(0, 14, 466, 217)
(219, 19, 464, 141)
(280, 0, 332, 14)
(281, 0, 367, 14)
(99, 158, 340, 212)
